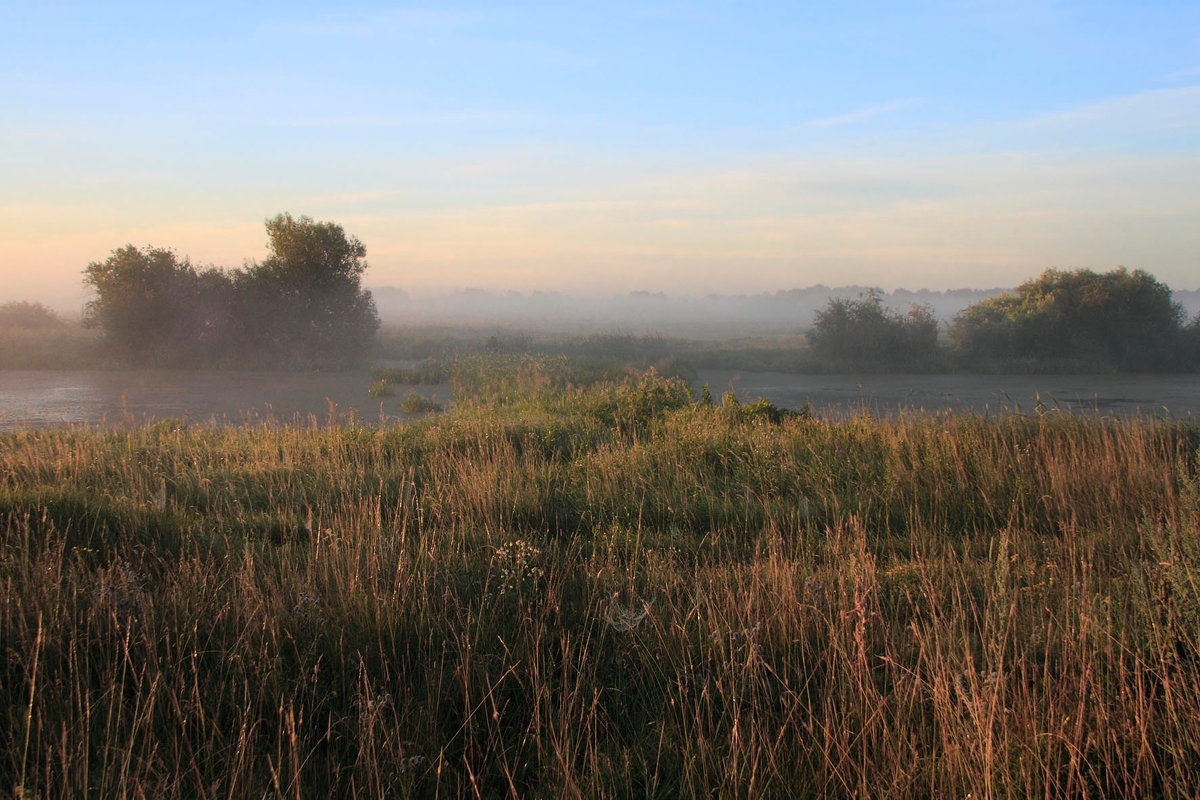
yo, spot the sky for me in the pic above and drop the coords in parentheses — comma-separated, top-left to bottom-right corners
(2, 0, 1199, 309)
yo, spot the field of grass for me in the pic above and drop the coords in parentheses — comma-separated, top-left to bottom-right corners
(3, 365, 1200, 798)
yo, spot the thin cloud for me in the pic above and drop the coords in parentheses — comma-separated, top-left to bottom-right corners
(333, 144, 1200, 292)
(800, 99, 918, 129)
(1010, 86, 1200, 135)
(1164, 66, 1200, 81)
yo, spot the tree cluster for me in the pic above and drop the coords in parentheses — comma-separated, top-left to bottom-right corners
(806, 290, 941, 370)
(83, 214, 379, 368)
(808, 268, 1200, 373)
(949, 268, 1194, 371)
(0, 301, 64, 329)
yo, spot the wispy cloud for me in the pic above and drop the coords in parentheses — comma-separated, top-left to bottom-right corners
(800, 99, 919, 129)
(313, 142, 1200, 294)
(8, 142, 1199, 298)
(1008, 86, 1200, 137)
(8, 83, 1199, 299)
(1164, 66, 1200, 81)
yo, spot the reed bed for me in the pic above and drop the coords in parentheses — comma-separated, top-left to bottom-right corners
(2, 372, 1199, 798)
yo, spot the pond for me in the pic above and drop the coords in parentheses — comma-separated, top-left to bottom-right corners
(0, 370, 451, 430)
(0, 369, 1196, 430)
(697, 370, 1200, 419)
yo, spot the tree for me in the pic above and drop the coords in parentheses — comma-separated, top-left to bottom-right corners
(806, 290, 941, 370)
(83, 246, 215, 364)
(81, 214, 380, 367)
(950, 268, 1184, 371)
(237, 214, 380, 365)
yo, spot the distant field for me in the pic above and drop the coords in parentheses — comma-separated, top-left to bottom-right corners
(3, 369, 1199, 797)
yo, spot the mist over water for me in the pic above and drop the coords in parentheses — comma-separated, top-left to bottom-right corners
(369, 285, 1012, 334)
(368, 284, 1200, 336)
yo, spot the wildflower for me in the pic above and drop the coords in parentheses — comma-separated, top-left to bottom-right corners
(491, 540, 544, 598)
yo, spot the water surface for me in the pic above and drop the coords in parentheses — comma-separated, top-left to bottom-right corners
(0, 370, 450, 430)
(698, 371, 1200, 418)
(1, 369, 1196, 430)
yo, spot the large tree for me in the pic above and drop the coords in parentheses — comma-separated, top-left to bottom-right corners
(83, 246, 215, 364)
(82, 214, 380, 367)
(950, 268, 1184, 371)
(238, 213, 380, 365)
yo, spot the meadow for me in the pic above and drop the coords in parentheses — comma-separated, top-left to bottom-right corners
(3, 362, 1199, 798)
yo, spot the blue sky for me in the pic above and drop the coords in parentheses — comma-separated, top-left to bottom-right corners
(2, 1, 1198, 307)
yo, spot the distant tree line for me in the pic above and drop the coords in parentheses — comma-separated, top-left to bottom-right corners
(83, 214, 379, 368)
(807, 268, 1200, 372)
(0, 301, 99, 370)
(0, 301, 65, 329)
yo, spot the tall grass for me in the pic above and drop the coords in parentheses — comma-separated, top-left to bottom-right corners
(2, 371, 1199, 797)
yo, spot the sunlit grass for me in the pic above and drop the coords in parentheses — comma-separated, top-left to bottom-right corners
(2, 372, 1199, 797)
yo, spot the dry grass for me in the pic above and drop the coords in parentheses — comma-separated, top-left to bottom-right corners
(2, 375, 1199, 798)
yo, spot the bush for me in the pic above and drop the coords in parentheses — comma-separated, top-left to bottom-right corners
(400, 392, 442, 413)
(367, 379, 394, 398)
(806, 291, 941, 371)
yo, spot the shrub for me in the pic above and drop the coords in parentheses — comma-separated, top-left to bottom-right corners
(367, 379, 394, 398)
(400, 392, 442, 413)
(806, 291, 941, 371)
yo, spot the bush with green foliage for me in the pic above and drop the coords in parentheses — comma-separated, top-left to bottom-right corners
(400, 392, 442, 413)
(449, 354, 631, 404)
(367, 378, 394, 398)
(719, 390, 810, 424)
